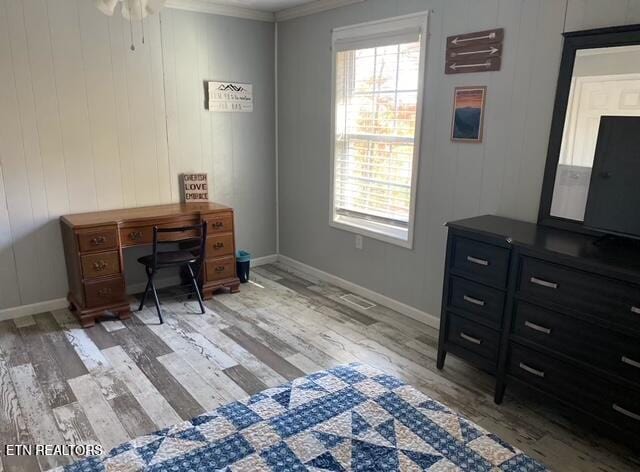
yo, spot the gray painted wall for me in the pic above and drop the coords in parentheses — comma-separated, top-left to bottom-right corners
(277, 0, 640, 319)
(0, 2, 275, 310)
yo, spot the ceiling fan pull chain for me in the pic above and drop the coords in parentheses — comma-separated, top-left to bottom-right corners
(139, 0, 145, 44)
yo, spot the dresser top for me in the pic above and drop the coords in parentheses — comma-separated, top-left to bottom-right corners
(61, 202, 231, 228)
(447, 215, 640, 283)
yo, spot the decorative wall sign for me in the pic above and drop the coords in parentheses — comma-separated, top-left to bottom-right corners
(451, 86, 487, 142)
(207, 81, 253, 112)
(182, 173, 209, 202)
(445, 28, 504, 74)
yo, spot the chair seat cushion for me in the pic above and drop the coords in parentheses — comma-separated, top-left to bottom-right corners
(138, 250, 198, 267)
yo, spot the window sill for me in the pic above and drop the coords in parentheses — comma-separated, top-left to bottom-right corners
(330, 215, 413, 249)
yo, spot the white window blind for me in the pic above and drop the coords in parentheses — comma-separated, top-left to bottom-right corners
(330, 13, 427, 247)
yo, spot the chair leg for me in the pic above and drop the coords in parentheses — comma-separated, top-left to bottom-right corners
(138, 269, 152, 312)
(187, 264, 205, 314)
(149, 272, 163, 324)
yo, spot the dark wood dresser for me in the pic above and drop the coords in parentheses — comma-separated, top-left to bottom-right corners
(437, 215, 640, 443)
(61, 203, 240, 327)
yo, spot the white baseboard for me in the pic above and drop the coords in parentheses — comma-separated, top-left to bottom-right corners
(0, 298, 69, 322)
(277, 255, 440, 329)
(252, 254, 279, 266)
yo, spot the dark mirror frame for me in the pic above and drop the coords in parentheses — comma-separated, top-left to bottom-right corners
(538, 24, 640, 234)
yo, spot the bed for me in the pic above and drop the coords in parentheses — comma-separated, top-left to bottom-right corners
(60, 363, 547, 471)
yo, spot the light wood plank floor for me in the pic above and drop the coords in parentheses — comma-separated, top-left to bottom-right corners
(0, 262, 638, 471)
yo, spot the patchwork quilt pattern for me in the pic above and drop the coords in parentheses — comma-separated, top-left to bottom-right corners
(60, 364, 548, 471)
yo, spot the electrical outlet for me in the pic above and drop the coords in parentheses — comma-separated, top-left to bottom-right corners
(355, 235, 363, 250)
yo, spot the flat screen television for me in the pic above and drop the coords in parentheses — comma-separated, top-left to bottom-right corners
(584, 116, 640, 239)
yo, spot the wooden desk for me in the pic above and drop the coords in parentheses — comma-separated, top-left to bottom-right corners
(60, 202, 240, 327)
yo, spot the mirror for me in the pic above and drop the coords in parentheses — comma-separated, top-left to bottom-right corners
(550, 45, 640, 221)
(539, 25, 640, 232)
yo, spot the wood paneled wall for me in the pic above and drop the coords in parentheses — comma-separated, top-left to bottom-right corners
(0, 1, 275, 310)
(276, 0, 640, 322)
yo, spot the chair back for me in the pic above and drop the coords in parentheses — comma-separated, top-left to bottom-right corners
(151, 222, 207, 269)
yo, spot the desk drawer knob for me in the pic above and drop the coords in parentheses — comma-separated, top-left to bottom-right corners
(631, 306, 640, 315)
(613, 404, 640, 422)
(530, 277, 558, 289)
(459, 332, 482, 345)
(213, 221, 224, 228)
(466, 255, 489, 266)
(622, 356, 640, 369)
(213, 242, 224, 249)
(129, 231, 143, 241)
(463, 295, 485, 307)
(98, 287, 112, 297)
(93, 260, 108, 272)
(90, 236, 106, 246)
(214, 266, 226, 273)
(519, 362, 545, 378)
(524, 321, 552, 335)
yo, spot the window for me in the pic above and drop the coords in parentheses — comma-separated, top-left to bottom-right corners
(330, 12, 428, 248)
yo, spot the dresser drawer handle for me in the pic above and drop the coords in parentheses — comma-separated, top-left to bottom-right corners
(213, 242, 224, 249)
(613, 404, 640, 422)
(519, 362, 545, 378)
(129, 231, 143, 241)
(90, 236, 106, 246)
(97, 287, 113, 297)
(524, 321, 552, 335)
(530, 277, 558, 289)
(466, 256, 489, 266)
(213, 221, 224, 228)
(93, 260, 108, 272)
(459, 332, 482, 345)
(631, 306, 640, 315)
(622, 356, 640, 369)
(463, 295, 485, 307)
(214, 266, 226, 273)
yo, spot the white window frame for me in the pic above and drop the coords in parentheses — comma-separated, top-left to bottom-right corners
(329, 11, 429, 250)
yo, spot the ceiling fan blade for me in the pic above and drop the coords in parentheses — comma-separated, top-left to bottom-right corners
(94, 0, 119, 16)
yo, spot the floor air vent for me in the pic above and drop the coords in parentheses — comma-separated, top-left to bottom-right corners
(340, 293, 376, 310)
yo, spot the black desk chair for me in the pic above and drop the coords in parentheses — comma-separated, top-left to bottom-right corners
(137, 222, 207, 324)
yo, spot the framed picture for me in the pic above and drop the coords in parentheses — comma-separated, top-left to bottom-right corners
(451, 86, 487, 142)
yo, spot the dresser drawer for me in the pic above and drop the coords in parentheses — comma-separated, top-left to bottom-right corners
(120, 223, 200, 247)
(448, 276, 505, 328)
(206, 212, 233, 234)
(77, 227, 118, 253)
(518, 256, 640, 333)
(512, 301, 640, 385)
(508, 344, 640, 433)
(84, 276, 125, 308)
(206, 233, 234, 258)
(450, 236, 510, 288)
(81, 251, 121, 279)
(445, 314, 500, 362)
(206, 256, 236, 282)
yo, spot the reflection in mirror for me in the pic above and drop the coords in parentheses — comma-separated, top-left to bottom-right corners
(550, 45, 640, 221)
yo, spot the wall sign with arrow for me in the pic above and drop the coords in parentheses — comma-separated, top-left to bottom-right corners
(445, 28, 504, 74)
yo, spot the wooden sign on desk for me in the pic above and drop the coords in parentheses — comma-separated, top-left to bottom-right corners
(182, 173, 209, 202)
(445, 28, 504, 74)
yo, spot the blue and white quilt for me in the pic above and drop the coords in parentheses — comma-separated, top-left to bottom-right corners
(62, 363, 547, 471)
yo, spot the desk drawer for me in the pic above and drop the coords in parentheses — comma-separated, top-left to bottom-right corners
(77, 228, 118, 253)
(450, 236, 510, 288)
(207, 233, 234, 258)
(84, 276, 125, 308)
(517, 256, 640, 333)
(508, 344, 640, 433)
(446, 314, 500, 362)
(206, 256, 236, 282)
(206, 212, 233, 234)
(512, 301, 640, 385)
(81, 251, 121, 279)
(120, 224, 200, 247)
(448, 276, 505, 328)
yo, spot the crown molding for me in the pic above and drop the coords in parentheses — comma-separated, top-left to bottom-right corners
(275, 0, 365, 22)
(165, 0, 275, 22)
